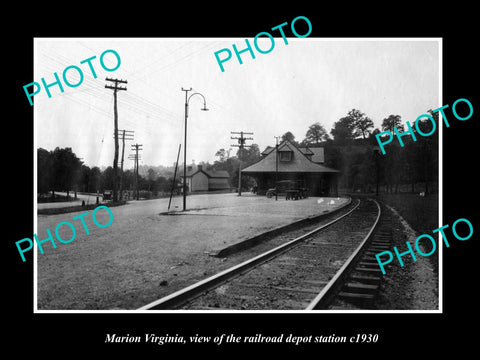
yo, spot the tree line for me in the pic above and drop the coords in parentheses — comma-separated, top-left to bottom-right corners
(37, 147, 181, 200)
(326, 108, 438, 194)
(211, 108, 438, 194)
(38, 107, 438, 200)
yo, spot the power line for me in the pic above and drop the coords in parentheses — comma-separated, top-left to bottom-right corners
(38, 48, 181, 125)
(37, 42, 224, 169)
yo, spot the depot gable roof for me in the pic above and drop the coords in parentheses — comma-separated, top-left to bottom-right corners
(243, 140, 338, 174)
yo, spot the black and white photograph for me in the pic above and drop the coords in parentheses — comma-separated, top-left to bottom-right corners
(33, 37, 440, 312)
(6, 7, 478, 355)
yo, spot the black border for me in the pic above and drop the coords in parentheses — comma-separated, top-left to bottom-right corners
(6, 5, 479, 355)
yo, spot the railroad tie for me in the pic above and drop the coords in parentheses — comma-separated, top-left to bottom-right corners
(355, 267, 382, 274)
(344, 282, 379, 293)
(357, 260, 381, 269)
(237, 282, 321, 294)
(350, 274, 381, 285)
(368, 248, 390, 254)
(330, 202, 392, 309)
(370, 240, 390, 247)
(337, 282, 378, 307)
(337, 292, 375, 302)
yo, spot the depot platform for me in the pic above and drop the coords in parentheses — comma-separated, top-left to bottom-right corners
(164, 193, 350, 256)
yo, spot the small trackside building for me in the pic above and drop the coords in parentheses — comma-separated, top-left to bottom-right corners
(180, 165, 230, 193)
(242, 139, 340, 196)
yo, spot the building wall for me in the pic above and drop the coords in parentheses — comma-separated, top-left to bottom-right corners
(208, 177, 230, 190)
(191, 172, 209, 192)
(252, 173, 337, 196)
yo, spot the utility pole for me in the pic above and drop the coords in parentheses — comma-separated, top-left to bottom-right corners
(231, 131, 253, 196)
(105, 77, 127, 202)
(130, 143, 143, 200)
(128, 154, 139, 199)
(114, 129, 134, 200)
(274, 136, 281, 201)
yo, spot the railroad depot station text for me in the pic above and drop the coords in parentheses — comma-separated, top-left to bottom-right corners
(105, 332, 378, 345)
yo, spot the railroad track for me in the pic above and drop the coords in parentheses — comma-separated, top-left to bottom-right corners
(139, 198, 385, 311)
(326, 202, 392, 310)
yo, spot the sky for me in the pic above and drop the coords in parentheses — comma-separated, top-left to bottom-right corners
(34, 38, 440, 169)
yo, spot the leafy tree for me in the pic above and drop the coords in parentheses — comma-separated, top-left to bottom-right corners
(155, 176, 170, 193)
(122, 169, 135, 191)
(147, 168, 156, 181)
(414, 110, 439, 195)
(330, 116, 356, 143)
(100, 166, 114, 192)
(345, 148, 376, 192)
(89, 167, 102, 193)
(355, 116, 374, 139)
(146, 168, 157, 192)
(78, 164, 91, 193)
(346, 109, 370, 139)
(215, 148, 227, 162)
(331, 109, 374, 141)
(382, 145, 405, 193)
(326, 107, 438, 194)
(302, 122, 330, 145)
(369, 128, 381, 145)
(381, 114, 404, 132)
(323, 141, 343, 170)
(50, 147, 82, 198)
(281, 131, 298, 145)
(37, 148, 52, 196)
(238, 143, 261, 165)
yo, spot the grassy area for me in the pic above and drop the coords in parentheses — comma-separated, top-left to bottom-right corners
(377, 193, 439, 273)
(37, 200, 127, 215)
(37, 193, 73, 203)
(378, 193, 439, 235)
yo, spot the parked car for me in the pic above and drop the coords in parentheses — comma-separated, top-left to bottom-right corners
(103, 190, 112, 200)
(266, 180, 308, 200)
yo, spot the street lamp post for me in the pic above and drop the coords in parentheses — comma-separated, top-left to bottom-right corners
(181, 87, 208, 211)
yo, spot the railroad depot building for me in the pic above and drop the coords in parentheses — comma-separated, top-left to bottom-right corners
(180, 165, 230, 192)
(242, 139, 340, 196)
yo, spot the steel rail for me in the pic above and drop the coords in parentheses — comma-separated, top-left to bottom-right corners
(138, 198, 361, 310)
(306, 198, 381, 310)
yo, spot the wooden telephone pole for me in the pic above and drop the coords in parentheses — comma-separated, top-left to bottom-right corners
(130, 143, 143, 200)
(274, 136, 281, 201)
(105, 77, 127, 202)
(114, 129, 134, 200)
(231, 131, 253, 196)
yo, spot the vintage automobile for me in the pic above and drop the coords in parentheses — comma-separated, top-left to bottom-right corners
(103, 190, 112, 200)
(266, 180, 308, 200)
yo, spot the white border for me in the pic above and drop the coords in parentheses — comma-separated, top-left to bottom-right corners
(438, 38, 443, 313)
(33, 38, 39, 311)
(33, 37, 442, 314)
